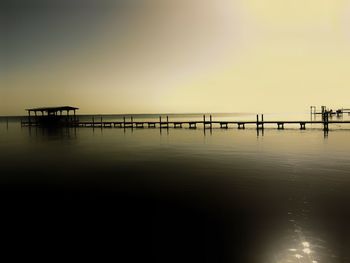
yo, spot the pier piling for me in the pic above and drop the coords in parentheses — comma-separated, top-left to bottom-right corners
(189, 122, 197, 129)
(323, 112, 329, 131)
(220, 122, 228, 129)
(238, 122, 245, 129)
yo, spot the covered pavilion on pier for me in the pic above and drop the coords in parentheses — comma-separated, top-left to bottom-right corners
(25, 106, 79, 125)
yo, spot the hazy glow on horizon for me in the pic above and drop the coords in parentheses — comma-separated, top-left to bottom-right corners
(2, 0, 350, 115)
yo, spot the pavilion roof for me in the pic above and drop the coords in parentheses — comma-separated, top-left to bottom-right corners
(25, 106, 79, 112)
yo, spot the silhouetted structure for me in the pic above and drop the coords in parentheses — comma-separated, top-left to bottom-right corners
(22, 106, 79, 127)
(72, 114, 350, 131)
(311, 105, 350, 116)
(20, 107, 350, 131)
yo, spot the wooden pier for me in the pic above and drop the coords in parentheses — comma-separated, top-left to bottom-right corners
(19, 106, 350, 132)
(21, 113, 350, 132)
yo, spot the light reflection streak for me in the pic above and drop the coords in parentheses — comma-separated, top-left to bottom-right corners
(272, 216, 324, 262)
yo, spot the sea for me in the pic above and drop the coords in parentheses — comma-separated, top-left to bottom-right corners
(0, 112, 349, 262)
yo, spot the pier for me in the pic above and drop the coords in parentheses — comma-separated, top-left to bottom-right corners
(21, 114, 350, 132)
(19, 106, 350, 132)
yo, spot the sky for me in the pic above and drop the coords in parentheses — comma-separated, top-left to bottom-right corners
(1, 0, 350, 115)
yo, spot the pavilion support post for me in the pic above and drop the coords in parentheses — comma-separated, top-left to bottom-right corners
(28, 111, 31, 126)
(210, 115, 212, 129)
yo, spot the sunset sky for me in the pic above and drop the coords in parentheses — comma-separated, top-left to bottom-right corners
(1, 0, 350, 115)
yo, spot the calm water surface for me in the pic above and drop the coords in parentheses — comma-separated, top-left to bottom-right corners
(0, 113, 349, 262)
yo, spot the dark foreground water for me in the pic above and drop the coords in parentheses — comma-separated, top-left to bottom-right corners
(1, 114, 350, 262)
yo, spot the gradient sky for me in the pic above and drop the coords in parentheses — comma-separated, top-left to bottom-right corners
(1, 0, 350, 115)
